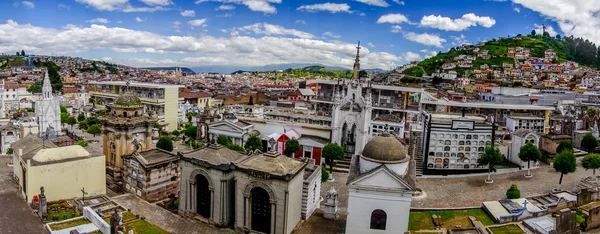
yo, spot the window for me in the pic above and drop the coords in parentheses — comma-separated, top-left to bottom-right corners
(370, 210, 387, 230)
(304, 146, 313, 158)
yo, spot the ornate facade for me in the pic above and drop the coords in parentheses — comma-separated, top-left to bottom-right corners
(35, 71, 62, 139)
(100, 92, 156, 191)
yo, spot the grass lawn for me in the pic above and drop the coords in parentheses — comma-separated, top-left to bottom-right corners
(489, 225, 524, 234)
(122, 211, 137, 221)
(124, 220, 169, 234)
(49, 218, 91, 231)
(47, 210, 79, 222)
(408, 209, 495, 231)
(580, 201, 600, 211)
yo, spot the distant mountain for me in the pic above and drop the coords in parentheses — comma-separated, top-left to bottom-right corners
(190, 63, 358, 74)
(143, 67, 196, 75)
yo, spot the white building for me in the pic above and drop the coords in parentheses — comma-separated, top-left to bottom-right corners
(346, 134, 416, 234)
(508, 129, 540, 170)
(35, 72, 62, 138)
(506, 115, 545, 133)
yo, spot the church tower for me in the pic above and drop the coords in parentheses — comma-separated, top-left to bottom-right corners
(36, 71, 62, 138)
(331, 41, 372, 155)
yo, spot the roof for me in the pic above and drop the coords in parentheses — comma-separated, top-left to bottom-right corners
(33, 145, 92, 163)
(235, 152, 305, 177)
(182, 145, 247, 167)
(298, 89, 315, 96)
(123, 148, 178, 168)
(13, 135, 57, 161)
(89, 81, 184, 89)
(62, 86, 78, 93)
(360, 133, 409, 163)
(4, 82, 19, 89)
(512, 128, 536, 138)
(179, 91, 212, 99)
(114, 93, 142, 107)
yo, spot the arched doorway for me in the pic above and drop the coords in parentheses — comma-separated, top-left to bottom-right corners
(251, 187, 271, 233)
(196, 174, 211, 218)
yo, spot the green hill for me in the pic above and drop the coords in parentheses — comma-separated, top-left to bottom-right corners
(414, 33, 600, 76)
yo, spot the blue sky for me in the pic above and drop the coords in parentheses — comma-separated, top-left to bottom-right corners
(0, 0, 595, 70)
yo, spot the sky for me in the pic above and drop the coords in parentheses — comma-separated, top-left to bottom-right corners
(0, 0, 598, 70)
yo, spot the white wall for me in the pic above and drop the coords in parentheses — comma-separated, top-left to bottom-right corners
(346, 190, 412, 234)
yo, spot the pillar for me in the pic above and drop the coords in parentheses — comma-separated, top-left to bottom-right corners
(544, 110, 550, 134)
(270, 202, 276, 234)
(244, 196, 250, 230)
(403, 92, 408, 109)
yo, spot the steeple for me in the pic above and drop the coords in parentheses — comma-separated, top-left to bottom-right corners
(42, 70, 53, 100)
(352, 41, 361, 80)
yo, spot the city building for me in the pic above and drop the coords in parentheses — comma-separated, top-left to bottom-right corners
(178, 145, 321, 234)
(122, 149, 180, 202)
(35, 72, 62, 139)
(506, 115, 546, 133)
(100, 92, 157, 191)
(346, 133, 416, 234)
(12, 136, 106, 202)
(89, 81, 183, 131)
(420, 113, 494, 175)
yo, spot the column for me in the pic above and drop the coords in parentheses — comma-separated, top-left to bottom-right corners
(270, 202, 276, 234)
(244, 196, 250, 229)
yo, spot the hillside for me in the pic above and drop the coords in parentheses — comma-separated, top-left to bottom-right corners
(143, 67, 196, 75)
(413, 34, 600, 76)
(238, 65, 368, 79)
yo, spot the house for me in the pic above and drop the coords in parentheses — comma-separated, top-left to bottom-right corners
(293, 136, 328, 165)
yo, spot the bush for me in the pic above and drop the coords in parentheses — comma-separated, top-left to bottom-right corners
(284, 139, 300, 157)
(217, 135, 232, 146)
(226, 144, 245, 152)
(156, 136, 174, 152)
(76, 140, 88, 147)
(506, 184, 521, 199)
(321, 167, 329, 182)
(244, 135, 263, 151)
(184, 126, 197, 139)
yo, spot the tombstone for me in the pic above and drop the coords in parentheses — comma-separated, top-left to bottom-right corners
(555, 208, 580, 234)
(110, 210, 122, 234)
(323, 187, 339, 219)
(38, 186, 48, 220)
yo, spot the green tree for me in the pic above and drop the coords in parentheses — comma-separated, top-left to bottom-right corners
(78, 120, 88, 130)
(186, 112, 196, 123)
(582, 153, 600, 176)
(321, 167, 330, 182)
(506, 184, 521, 199)
(156, 136, 174, 152)
(86, 116, 99, 126)
(531, 29, 536, 36)
(518, 142, 542, 177)
(553, 150, 577, 184)
(284, 139, 300, 157)
(556, 140, 574, 154)
(60, 105, 67, 113)
(77, 113, 86, 122)
(322, 143, 344, 173)
(153, 122, 162, 130)
(77, 140, 88, 147)
(86, 124, 102, 137)
(244, 135, 263, 151)
(61, 112, 69, 127)
(217, 135, 232, 146)
(477, 146, 504, 183)
(6, 148, 13, 156)
(27, 83, 41, 93)
(582, 133, 598, 153)
(172, 130, 181, 139)
(66, 116, 77, 129)
(184, 126, 197, 139)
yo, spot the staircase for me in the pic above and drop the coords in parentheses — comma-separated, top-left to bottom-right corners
(332, 154, 353, 173)
(409, 130, 424, 177)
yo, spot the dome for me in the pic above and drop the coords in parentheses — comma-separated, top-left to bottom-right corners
(360, 133, 408, 163)
(114, 93, 142, 107)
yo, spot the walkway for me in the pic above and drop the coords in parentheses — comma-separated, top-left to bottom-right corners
(0, 157, 47, 234)
(112, 193, 234, 234)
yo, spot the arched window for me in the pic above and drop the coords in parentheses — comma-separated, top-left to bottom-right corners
(370, 209, 387, 230)
(444, 146, 450, 151)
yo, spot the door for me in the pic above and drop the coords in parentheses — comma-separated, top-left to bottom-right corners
(196, 174, 211, 218)
(251, 187, 271, 234)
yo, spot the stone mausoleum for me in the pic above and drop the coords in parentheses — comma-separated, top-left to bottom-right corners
(122, 148, 180, 202)
(178, 144, 321, 234)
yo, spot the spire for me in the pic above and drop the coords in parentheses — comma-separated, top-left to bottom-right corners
(352, 41, 361, 80)
(42, 70, 53, 99)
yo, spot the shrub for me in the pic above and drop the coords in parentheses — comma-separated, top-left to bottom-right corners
(156, 136, 174, 152)
(184, 126, 197, 139)
(506, 184, 521, 199)
(244, 135, 263, 151)
(217, 135, 232, 146)
(76, 140, 88, 147)
(321, 167, 329, 182)
(284, 139, 300, 157)
(226, 144, 245, 152)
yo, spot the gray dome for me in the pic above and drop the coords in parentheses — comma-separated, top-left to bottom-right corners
(361, 133, 408, 163)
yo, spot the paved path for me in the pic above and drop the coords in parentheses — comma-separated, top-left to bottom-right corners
(112, 193, 234, 234)
(414, 162, 594, 208)
(0, 157, 47, 234)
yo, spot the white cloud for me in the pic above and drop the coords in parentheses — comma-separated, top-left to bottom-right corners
(404, 32, 446, 48)
(295, 20, 306, 24)
(420, 13, 496, 31)
(322, 32, 340, 39)
(232, 23, 314, 39)
(188, 19, 207, 27)
(450, 34, 470, 46)
(403, 52, 422, 62)
(392, 0, 404, 5)
(93, 57, 113, 62)
(534, 24, 558, 37)
(21, 1, 35, 8)
(0, 20, 400, 69)
(138, 0, 172, 6)
(513, 7, 520, 13)
(181, 10, 195, 17)
(377, 13, 410, 24)
(75, 0, 128, 11)
(135, 17, 145, 22)
(196, 0, 280, 14)
(57, 4, 70, 10)
(359, 13, 366, 16)
(217, 13, 234, 17)
(75, 0, 169, 12)
(87, 18, 110, 24)
(215, 4, 235, 10)
(355, 0, 388, 7)
(297, 3, 351, 13)
(367, 42, 375, 48)
(390, 25, 402, 33)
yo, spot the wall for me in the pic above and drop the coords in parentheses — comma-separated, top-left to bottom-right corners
(286, 171, 304, 234)
(301, 166, 321, 220)
(164, 87, 179, 131)
(26, 155, 106, 202)
(346, 190, 412, 234)
(246, 120, 330, 140)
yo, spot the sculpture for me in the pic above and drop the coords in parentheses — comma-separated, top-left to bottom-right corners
(38, 186, 48, 220)
(323, 187, 339, 219)
(110, 210, 122, 234)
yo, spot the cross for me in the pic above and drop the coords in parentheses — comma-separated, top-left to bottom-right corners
(81, 187, 88, 204)
(522, 199, 528, 208)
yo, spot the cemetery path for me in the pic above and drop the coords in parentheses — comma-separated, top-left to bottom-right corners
(0, 157, 47, 234)
(112, 193, 234, 234)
